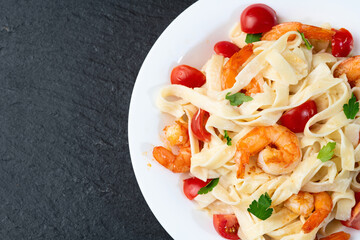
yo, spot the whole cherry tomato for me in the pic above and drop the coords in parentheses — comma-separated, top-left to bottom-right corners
(191, 109, 211, 142)
(341, 192, 360, 230)
(240, 4, 277, 34)
(279, 100, 317, 133)
(213, 214, 240, 240)
(183, 177, 211, 200)
(171, 65, 206, 88)
(214, 41, 241, 58)
(332, 28, 354, 57)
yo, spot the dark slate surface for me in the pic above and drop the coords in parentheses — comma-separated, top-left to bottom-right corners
(0, 0, 195, 239)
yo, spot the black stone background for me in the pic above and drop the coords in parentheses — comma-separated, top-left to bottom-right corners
(0, 0, 196, 239)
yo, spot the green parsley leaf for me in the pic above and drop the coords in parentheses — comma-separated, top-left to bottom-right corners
(317, 142, 336, 162)
(224, 130, 232, 146)
(245, 33, 262, 44)
(226, 92, 253, 106)
(343, 94, 359, 119)
(297, 30, 313, 50)
(247, 192, 273, 220)
(198, 178, 219, 195)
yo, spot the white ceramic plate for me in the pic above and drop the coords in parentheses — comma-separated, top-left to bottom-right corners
(128, 0, 360, 239)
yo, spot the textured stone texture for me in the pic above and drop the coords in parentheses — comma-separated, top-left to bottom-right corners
(0, 0, 195, 239)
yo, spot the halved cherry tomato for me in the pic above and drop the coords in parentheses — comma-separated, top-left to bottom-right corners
(214, 41, 241, 58)
(183, 177, 211, 200)
(171, 65, 206, 88)
(191, 109, 211, 142)
(213, 214, 240, 240)
(240, 4, 277, 34)
(356, 192, 360, 202)
(332, 28, 353, 57)
(341, 192, 360, 230)
(279, 100, 317, 133)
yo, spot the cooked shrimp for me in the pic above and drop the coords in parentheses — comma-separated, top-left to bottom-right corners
(163, 121, 189, 146)
(152, 122, 191, 173)
(221, 44, 262, 95)
(235, 125, 301, 178)
(286, 192, 333, 233)
(284, 191, 314, 218)
(242, 77, 263, 96)
(333, 55, 360, 87)
(319, 231, 350, 240)
(261, 22, 335, 41)
(302, 192, 333, 233)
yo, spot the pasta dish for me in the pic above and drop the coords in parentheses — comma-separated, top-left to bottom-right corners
(151, 4, 360, 240)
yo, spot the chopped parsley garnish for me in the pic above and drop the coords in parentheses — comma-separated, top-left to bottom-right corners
(224, 130, 232, 146)
(247, 192, 273, 220)
(245, 33, 262, 44)
(297, 30, 312, 50)
(317, 142, 336, 162)
(343, 94, 359, 119)
(226, 92, 253, 106)
(198, 178, 219, 195)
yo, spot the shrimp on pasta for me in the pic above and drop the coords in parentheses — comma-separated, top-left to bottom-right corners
(152, 3, 360, 240)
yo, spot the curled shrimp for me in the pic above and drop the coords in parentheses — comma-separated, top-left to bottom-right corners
(319, 231, 350, 240)
(261, 22, 335, 41)
(285, 191, 333, 234)
(235, 125, 301, 178)
(284, 191, 314, 218)
(221, 44, 262, 95)
(334, 55, 360, 87)
(152, 122, 191, 173)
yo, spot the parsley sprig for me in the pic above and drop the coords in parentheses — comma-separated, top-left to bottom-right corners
(245, 33, 262, 44)
(226, 92, 253, 106)
(297, 30, 312, 50)
(343, 94, 359, 119)
(224, 130, 232, 146)
(317, 142, 336, 162)
(198, 178, 219, 195)
(247, 192, 273, 220)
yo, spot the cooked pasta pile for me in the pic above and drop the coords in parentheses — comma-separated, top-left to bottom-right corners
(155, 23, 360, 240)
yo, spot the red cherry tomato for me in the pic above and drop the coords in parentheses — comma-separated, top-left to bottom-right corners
(191, 109, 211, 142)
(279, 100, 317, 133)
(183, 177, 211, 200)
(171, 65, 206, 88)
(332, 28, 353, 57)
(356, 192, 360, 202)
(240, 4, 277, 34)
(213, 214, 240, 240)
(341, 192, 360, 230)
(214, 41, 241, 58)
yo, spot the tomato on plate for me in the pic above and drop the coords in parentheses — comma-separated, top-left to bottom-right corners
(191, 109, 211, 142)
(171, 65, 206, 88)
(332, 28, 353, 57)
(341, 192, 360, 230)
(214, 41, 241, 58)
(213, 214, 240, 240)
(183, 177, 211, 200)
(279, 100, 317, 133)
(240, 4, 277, 34)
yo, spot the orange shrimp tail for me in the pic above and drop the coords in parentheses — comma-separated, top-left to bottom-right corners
(261, 22, 335, 41)
(221, 43, 253, 90)
(334, 55, 360, 87)
(319, 231, 350, 240)
(302, 209, 329, 233)
(302, 192, 332, 233)
(301, 24, 335, 41)
(153, 146, 176, 170)
(236, 152, 249, 178)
